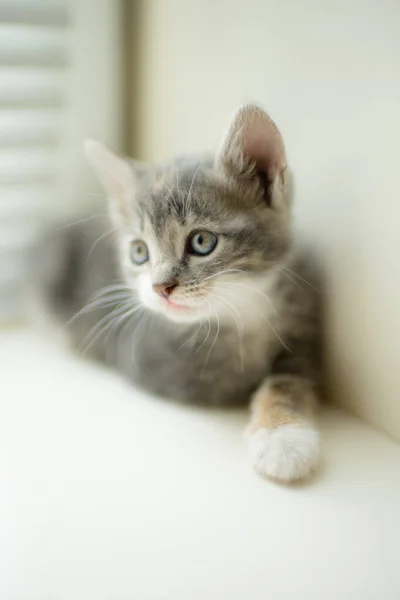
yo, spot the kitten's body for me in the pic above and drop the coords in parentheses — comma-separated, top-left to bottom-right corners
(34, 213, 320, 408)
(32, 106, 322, 482)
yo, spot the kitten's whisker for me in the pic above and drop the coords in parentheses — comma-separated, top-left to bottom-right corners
(176, 164, 181, 198)
(202, 268, 245, 283)
(275, 264, 318, 292)
(129, 309, 150, 370)
(219, 281, 278, 315)
(92, 283, 131, 295)
(74, 191, 107, 200)
(88, 289, 133, 303)
(186, 162, 201, 216)
(201, 303, 220, 376)
(85, 227, 118, 264)
(65, 293, 135, 327)
(274, 267, 310, 299)
(82, 305, 142, 357)
(91, 287, 132, 302)
(179, 320, 203, 350)
(65, 282, 134, 327)
(163, 180, 180, 217)
(80, 300, 134, 342)
(104, 304, 144, 342)
(57, 213, 108, 230)
(80, 301, 137, 355)
(209, 291, 244, 372)
(217, 287, 291, 353)
(88, 293, 133, 306)
(196, 303, 212, 355)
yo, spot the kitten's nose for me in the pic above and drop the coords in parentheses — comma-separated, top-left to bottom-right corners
(153, 281, 177, 299)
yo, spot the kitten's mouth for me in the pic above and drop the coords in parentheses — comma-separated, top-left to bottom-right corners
(157, 294, 205, 321)
(162, 297, 191, 311)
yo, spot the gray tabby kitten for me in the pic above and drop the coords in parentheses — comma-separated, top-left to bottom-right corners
(34, 105, 322, 483)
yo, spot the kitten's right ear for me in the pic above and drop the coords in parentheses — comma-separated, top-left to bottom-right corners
(83, 139, 135, 222)
(216, 104, 287, 207)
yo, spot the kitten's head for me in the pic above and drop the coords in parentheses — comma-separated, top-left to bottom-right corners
(84, 104, 293, 324)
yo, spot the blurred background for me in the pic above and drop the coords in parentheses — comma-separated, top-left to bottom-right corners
(1, 0, 399, 441)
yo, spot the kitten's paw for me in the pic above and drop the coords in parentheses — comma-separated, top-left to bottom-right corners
(247, 424, 320, 483)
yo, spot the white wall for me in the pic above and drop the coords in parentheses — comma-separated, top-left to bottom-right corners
(132, 0, 400, 441)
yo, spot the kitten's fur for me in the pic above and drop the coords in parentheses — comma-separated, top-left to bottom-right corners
(32, 105, 322, 483)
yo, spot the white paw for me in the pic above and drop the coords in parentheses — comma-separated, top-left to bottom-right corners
(247, 425, 320, 482)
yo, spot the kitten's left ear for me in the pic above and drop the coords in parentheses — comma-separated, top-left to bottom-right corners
(216, 104, 287, 205)
(83, 139, 136, 222)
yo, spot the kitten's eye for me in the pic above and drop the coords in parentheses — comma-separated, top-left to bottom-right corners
(130, 240, 149, 265)
(188, 230, 218, 256)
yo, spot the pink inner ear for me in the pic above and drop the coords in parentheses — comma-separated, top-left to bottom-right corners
(242, 118, 286, 180)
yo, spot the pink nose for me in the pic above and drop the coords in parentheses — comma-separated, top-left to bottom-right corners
(153, 282, 177, 299)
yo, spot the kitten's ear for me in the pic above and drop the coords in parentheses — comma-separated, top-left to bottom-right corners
(83, 139, 135, 222)
(216, 104, 287, 205)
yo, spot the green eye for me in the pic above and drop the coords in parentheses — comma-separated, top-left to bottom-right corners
(130, 240, 149, 265)
(188, 230, 218, 256)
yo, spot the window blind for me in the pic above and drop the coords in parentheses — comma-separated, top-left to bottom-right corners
(0, 0, 124, 323)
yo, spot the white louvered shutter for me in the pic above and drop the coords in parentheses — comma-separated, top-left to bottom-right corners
(0, 0, 124, 323)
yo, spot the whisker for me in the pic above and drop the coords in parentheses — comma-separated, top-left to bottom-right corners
(93, 282, 131, 293)
(217, 287, 291, 353)
(176, 163, 181, 198)
(219, 281, 278, 315)
(196, 303, 212, 355)
(186, 162, 201, 215)
(209, 291, 244, 372)
(201, 303, 220, 376)
(130, 309, 151, 370)
(65, 280, 134, 328)
(64, 293, 135, 328)
(275, 264, 318, 292)
(79, 300, 133, 347)
(179, 321, 204, 350)
(91, 285, 132, 300)
(275, 267, 310, 299)
(202, 268, 245, 283)
(57, 213, 108, 230)
(73, 190, 107, 200)
(94, 295, 138, 312)
(88, 293, 133, 306)
(89, 289, 133, 303)
(81, 303, 142, 356)
(85, 227, 118, 264)
(163, 179, 180, 217)
(104, 304, 144, 343)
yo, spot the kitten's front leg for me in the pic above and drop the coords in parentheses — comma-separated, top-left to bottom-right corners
(246, 375, 320, 482)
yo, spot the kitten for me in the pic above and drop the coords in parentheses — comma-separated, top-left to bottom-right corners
(33, 104, 322, 483)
